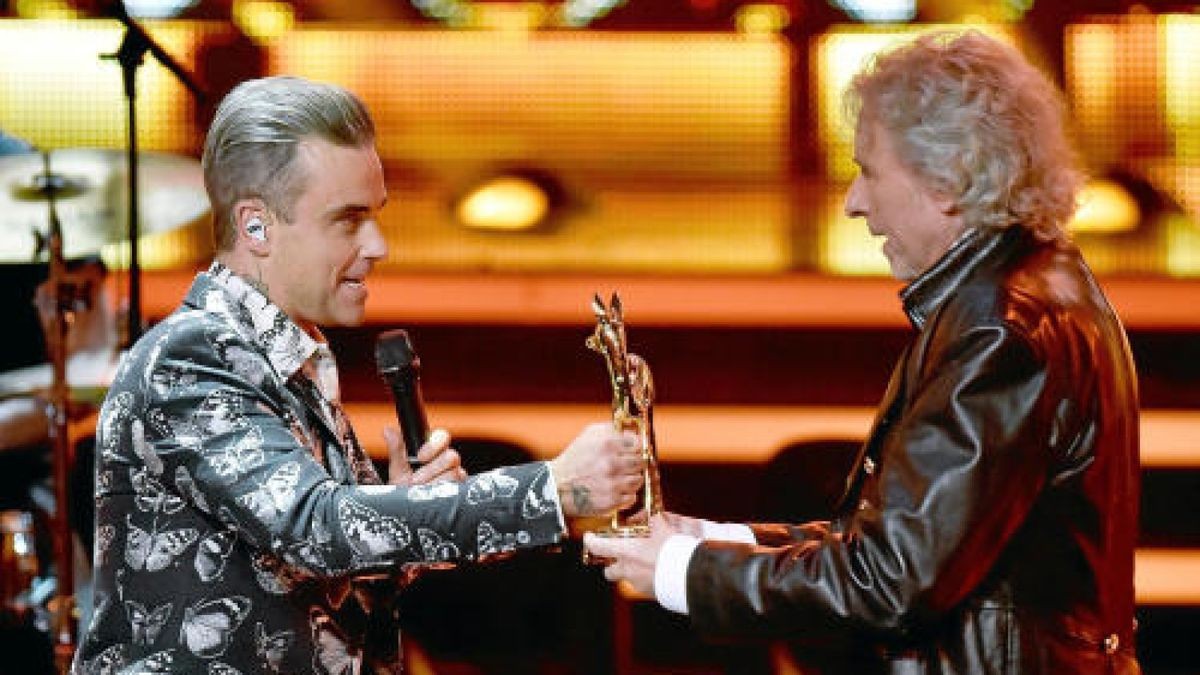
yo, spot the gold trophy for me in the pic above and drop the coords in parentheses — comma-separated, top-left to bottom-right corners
(587, 292, 662, 537)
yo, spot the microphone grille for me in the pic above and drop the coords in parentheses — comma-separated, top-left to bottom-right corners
(375, 329, 419, 375)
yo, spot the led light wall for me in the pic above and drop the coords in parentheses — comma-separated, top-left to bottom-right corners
(270, 27, 794, 272)
(1066, 13, 1200, 276)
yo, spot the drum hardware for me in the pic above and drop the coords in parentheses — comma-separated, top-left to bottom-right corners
(0, 6, 205, 670)
(30, 149, 82, 674)
(0, 511, 39, 616)
(0, 353, 118, 405)
(0, 148, 209, 263)
(101, 0, 205, 349)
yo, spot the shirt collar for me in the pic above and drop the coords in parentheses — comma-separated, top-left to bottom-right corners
(202, 260, 323, 382)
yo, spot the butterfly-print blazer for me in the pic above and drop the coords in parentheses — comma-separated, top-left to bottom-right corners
(74, 264, 566, 675)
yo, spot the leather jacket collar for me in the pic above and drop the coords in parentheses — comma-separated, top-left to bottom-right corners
(899, 225, 1031, 331)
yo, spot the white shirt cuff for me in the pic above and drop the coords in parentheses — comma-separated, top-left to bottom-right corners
(700, 520, 757, 544)
(655, 534, 701, 615)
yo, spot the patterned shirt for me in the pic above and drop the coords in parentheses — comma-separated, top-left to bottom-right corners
(73, 262, 565, 675)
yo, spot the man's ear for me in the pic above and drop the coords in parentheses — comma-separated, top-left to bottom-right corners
(932, 190, 960, 216)
(232, 200, 271, 255)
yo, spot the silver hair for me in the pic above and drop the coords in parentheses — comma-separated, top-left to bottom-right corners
(202, 75, 376, 250)
(846, 30, 1083, 240)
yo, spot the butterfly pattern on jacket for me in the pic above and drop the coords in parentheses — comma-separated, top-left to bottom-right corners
(194, 529, 237, 583)
(205, 427, 267, 485)
(236, 460, 302, 526)
(98, 391, 134, 462)
(179, 595, 253, 660)
(74, 264, 566, 674)
(255, 622, 293, 673)
(150, 364, 198, 399)
(145, 407, 203, 453)
(465, 468, 520, 505)
(338, 497, 413, 563)
(125, 516, 199, 573)
(126, 600, 172, 646)
(132, 468, 186, 516)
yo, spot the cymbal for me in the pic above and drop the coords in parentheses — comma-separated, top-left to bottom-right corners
(0, 148, 209, 262)
(0, 349, 119, 405)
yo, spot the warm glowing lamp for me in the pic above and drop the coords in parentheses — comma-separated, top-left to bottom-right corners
(455, 174, 554, 232)
(232, 0, 294, 44)
(736, 4, 790, 36)
(1070, 178, 1141, 234)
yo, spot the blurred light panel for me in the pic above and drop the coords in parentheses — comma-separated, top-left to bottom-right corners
(472, 2, 544, 31)
(13, 0, 80, 19)
(1067, 13, 1200, 276)
(1166, 212, 1200, 274)
(830, 0, 916, 23)
(271, 29, 788, 181)
(379, 182, 792, 273)
(1163, 15, 1200, 164)
(100, 220, 212, 271)
(270, 27, 791, 272)
(1066, 17, 1162, 172)
(1145, 163, 1200, 276)
(0, 19, 231, 154)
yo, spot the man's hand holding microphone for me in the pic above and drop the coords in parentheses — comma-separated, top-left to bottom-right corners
(375, 329, 644, 519)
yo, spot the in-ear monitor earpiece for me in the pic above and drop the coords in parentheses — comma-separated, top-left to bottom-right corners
(245, 217, 266, 242)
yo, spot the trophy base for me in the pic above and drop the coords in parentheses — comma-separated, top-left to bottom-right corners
(594, 524, 650, 538)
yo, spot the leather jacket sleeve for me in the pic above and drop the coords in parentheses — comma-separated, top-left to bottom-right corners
(749, 521, 834, 547)
(686, 320, 1064, 641)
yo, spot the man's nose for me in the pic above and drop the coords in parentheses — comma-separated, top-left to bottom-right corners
(360, 219, 388, 261)
(844, 176, 866, 218)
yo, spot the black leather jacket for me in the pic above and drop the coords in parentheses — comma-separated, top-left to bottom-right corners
(686, 227, 1142, 674)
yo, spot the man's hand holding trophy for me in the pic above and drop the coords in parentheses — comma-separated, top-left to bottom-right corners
(585, 292, 662, 538)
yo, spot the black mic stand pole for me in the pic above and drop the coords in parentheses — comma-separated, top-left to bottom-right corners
(40, 152, 79, 675)
(102, 1, 204, 348)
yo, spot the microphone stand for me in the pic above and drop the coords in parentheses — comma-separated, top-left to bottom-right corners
(40, 152, 79, 675)
(102, 1, 204, 348)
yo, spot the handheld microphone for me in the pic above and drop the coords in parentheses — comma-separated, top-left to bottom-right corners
(375, 329, 429, 467)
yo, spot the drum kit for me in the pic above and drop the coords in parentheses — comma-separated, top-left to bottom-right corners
(0, 146, 208, 666)
(0, 147, 209, 397)
(0, 5, 206, 671)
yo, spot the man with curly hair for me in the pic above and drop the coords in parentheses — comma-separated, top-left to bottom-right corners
(587, 30, 1142, 674)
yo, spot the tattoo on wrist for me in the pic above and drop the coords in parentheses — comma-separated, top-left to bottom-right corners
(571, 484, 593, 515)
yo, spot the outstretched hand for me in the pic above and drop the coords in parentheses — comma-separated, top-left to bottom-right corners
(583, 513, 679, 598)
(385, 426, 467, 486)
(549, 422, 644, 518)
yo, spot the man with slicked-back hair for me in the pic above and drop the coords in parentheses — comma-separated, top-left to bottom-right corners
(74, 76, 645, 674)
